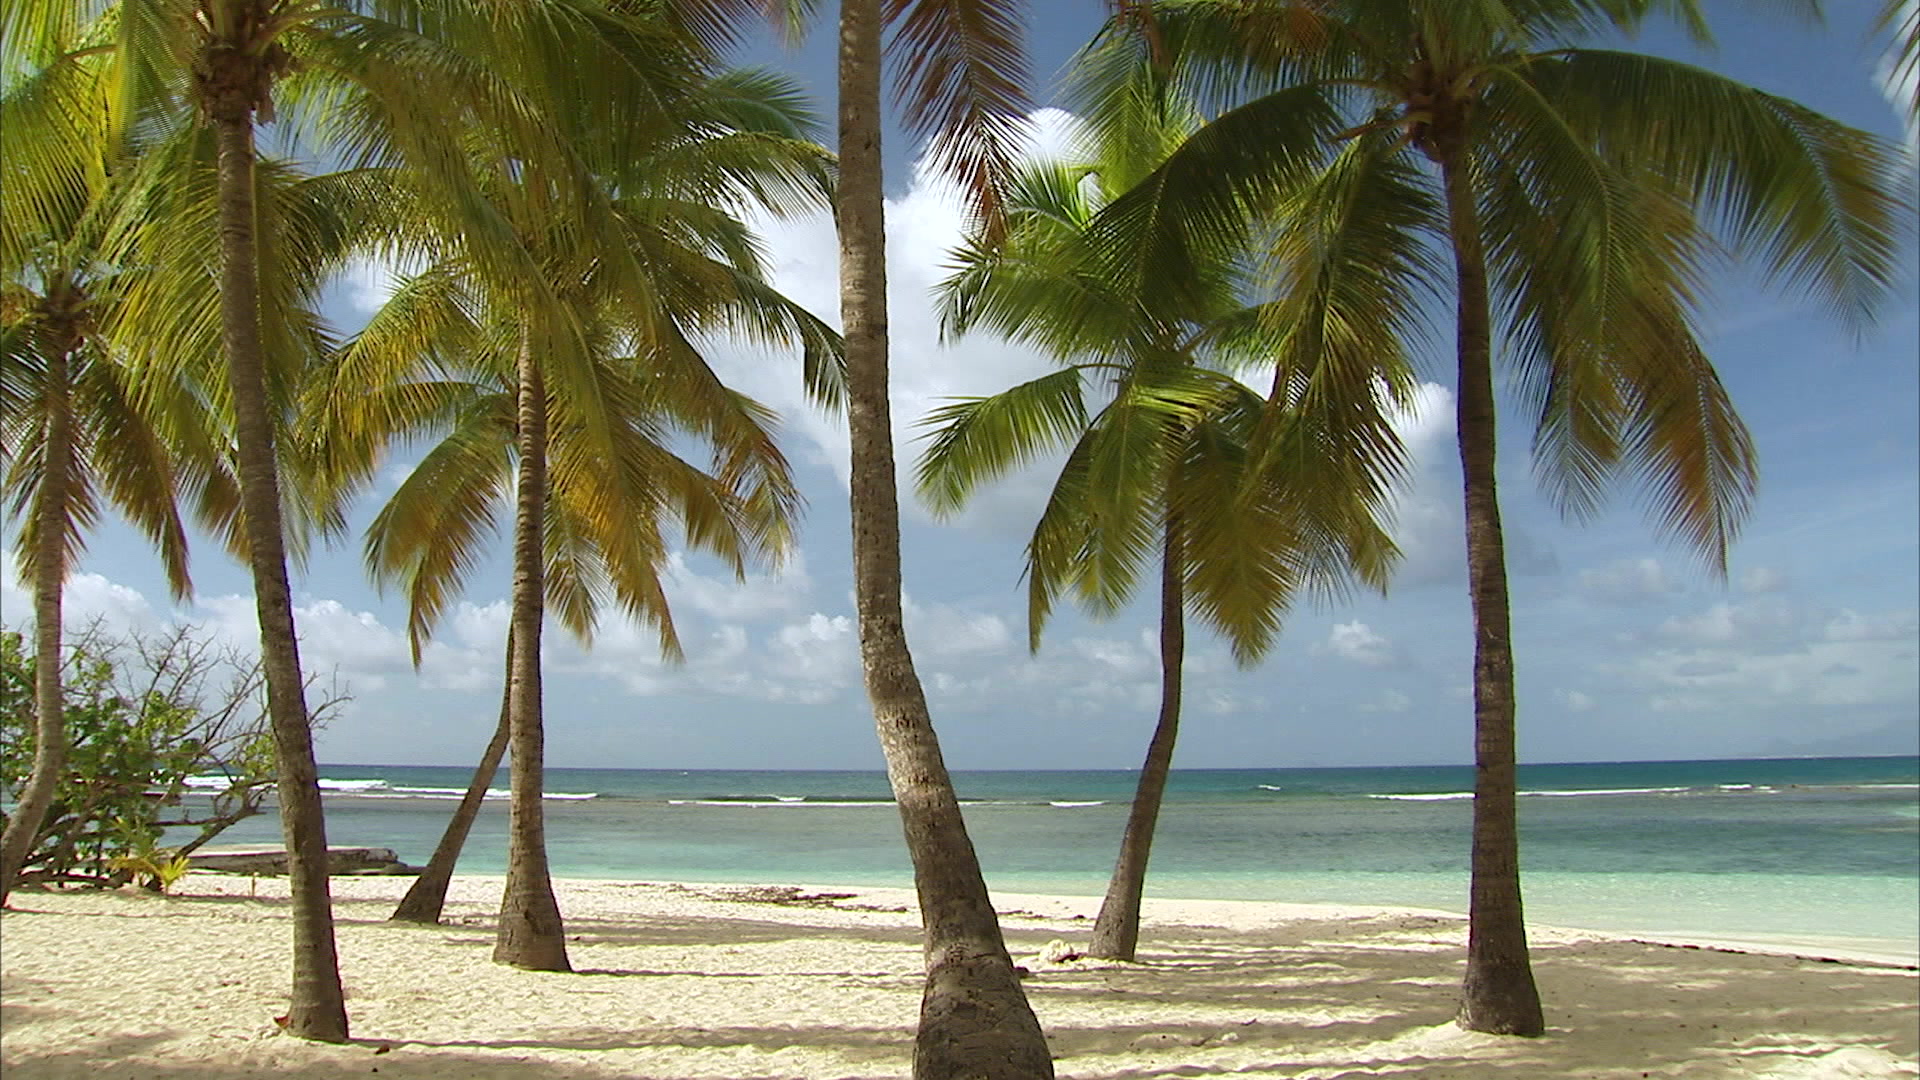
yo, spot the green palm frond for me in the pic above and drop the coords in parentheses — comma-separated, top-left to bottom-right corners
(916, 367, 1092, 517)
(1084, 82, 1343, 317)
(1523, 49, 1908, 329)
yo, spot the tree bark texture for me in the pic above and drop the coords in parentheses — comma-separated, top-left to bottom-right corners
(1088, 519, 1185, 961)
(1439, 147, 1545, 1038)
(210, 96, 349, 1042)
(0, 342, 75, 905)
(836, 2, 1053, 1075)
(492, 337, 570, 972)
(392, 636, 512, 925)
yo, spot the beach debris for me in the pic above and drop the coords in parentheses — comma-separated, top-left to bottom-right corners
(1033, 939, 1084, 965)
(1130, 1031, 1207, 1050)
(712, 885, 859, 907)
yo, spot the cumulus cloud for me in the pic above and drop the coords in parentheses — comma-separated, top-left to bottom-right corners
(1323, 620, 1399, 667)
(1, 554, 163, 637)
(1606, 597, 1920, 716)
(665, 551, 813, 622)
(700, 112, 1092, 538)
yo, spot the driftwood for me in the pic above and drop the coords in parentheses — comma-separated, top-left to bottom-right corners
(190, 845, 421, 876)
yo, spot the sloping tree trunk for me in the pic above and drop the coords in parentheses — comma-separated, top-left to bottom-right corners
(1088, 518, 1184, 961)
(392, 639, 512, 925)
(206, 72, 349, 1042)
(0, 339, 75, 905)
(836, 3, 1052, 1076)
(492, 336, 569, 971)
(1437, 141, 1545, 1038)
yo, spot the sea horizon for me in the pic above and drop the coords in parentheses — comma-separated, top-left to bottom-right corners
(310, 751, 1920, 773)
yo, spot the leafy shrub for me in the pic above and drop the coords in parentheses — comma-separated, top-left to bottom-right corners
(0, 623, 342, 889)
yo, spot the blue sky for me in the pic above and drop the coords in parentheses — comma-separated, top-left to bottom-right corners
(4, 1, 1915, 770)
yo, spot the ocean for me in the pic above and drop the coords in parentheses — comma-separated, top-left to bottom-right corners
(181, 755, 1920, 961)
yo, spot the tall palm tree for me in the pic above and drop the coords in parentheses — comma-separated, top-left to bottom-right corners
(827, 0, 1057, 1072)
(917, 100, 1410, 961)
(312, 64, 840, 956)
(1075, 0, 1907, 1034)
(0, 41, 364, 905)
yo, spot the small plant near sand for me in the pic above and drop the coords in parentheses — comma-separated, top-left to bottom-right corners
(108, 836, 193, 894)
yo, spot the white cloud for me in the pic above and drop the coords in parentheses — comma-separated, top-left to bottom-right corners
(1, 553, 162, 637)
(665, 551, 813, 621)
(1361, 689, 1412, 713)
(1558, 688, 1597, 712)
(904, 593, 1012, 658)
(1656, 598, 1800, 648)
(1323, 620, 1398, 668)
(700, 111, 1121, 538)
(1824, 608, 1920, 643)
(1738, 565, 1787, 594)
(1579, 557, 1680, 602)
(1606, 598, 1919, 716)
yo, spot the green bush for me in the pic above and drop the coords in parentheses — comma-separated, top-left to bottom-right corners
(0, 623, 339, 889)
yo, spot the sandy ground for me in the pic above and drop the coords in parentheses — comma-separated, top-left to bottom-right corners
(2, 873, 1914, 1079)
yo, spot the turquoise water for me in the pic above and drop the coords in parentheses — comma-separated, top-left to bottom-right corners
(183, 755, 1920, 957)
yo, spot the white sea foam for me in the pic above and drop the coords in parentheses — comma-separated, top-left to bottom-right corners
(666, 799, 891, 807)
(182, 775, 240, 791)
(1370, 786, 1693, 801)
(1049, 800, 1105, 808)
(318, 779, 392, 793)
(1520, 786, 1692, 798)
(322, 781, 596, 801)
(1256, 784, 1285, 792)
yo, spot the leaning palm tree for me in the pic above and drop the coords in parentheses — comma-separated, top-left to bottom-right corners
(1075, 0, 1908, 1034)
(918, 97, 1409, 961)
(311, 62, 840, 957)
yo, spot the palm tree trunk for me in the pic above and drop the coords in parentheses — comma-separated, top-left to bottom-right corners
(492, 335, 569, 972)
(209, 88, 349, 1043)
(391, 636, 512, 925)
(0, 343, 76, 905)
(836, 3, 1051, 1075)
(1438, 147, 1545, 1038)
(1088, 518, 1185, 962)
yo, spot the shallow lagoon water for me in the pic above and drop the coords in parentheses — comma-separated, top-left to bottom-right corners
(184, 755, 1920, 959)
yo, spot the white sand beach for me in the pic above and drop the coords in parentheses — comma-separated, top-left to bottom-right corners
(3, 873, 1915, 1079)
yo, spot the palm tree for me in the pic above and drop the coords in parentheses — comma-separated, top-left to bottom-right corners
(311, 65, 840, 954)
(826, 0, 1058, 1072)
(917, 99, 1408, 961)
(1075, 0, 1908, 1034)
(0, 41, 364, 905)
